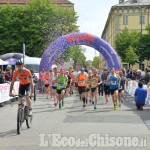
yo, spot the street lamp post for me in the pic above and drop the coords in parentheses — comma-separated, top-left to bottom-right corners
(139, 7, 143, 70)
(140, 7, 145, 70)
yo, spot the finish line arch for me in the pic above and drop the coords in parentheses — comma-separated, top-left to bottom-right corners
(39, 32, 121, 71)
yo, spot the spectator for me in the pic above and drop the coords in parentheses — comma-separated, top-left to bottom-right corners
(135, 70, 142, 80)
(126, 69, 130, 77)
(5, 68, 12, 81)
(139, 67, 150, 84)
(0, 71, 7, 84)
(135, 82, 147, 110)
(0, 71, 7, 107)
(127, 70, 135, 80)
(39, 68, 45, 93)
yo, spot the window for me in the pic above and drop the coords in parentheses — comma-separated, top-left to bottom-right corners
(140, 16, 145, 24)
(123, 16, 128, 25)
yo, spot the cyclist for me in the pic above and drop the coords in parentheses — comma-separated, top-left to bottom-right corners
(9, 60, 34, 115)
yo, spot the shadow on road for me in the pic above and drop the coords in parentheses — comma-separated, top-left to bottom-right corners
(0, 129, 18, 138)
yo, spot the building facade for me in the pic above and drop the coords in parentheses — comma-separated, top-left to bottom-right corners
(0, 0, 74, 10)
(101, 0, 150, 70)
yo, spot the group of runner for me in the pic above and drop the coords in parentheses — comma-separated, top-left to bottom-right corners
(42, 66, 128, 110)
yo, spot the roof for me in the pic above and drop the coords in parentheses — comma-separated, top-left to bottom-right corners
(114, 0, 150, 7)
(0, 0, 73, 4)
(101, 0, 150, 38)
(0, 0, 30, 4)
(51, 0, 73, 4)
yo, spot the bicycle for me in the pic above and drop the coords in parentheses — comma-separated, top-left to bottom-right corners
(15, 95, 33, 134)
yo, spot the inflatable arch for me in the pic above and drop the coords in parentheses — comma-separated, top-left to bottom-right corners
(39, 32, 121, 71)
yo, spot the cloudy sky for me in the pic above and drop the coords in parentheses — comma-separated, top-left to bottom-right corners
(69, 0, 119, 61)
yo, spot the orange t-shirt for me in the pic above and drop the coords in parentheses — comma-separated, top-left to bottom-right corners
(78, 73, 86, 86)
(13, 68, 32, 85)
(69, 73, 74, 83)
(45, 75, 50, 85)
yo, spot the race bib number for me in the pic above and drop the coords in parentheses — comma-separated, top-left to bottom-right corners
(92, 83, 97, 87)
(55, 83, 57, 86)
(59, 83, 64, 88)
(80, 80, 85, 84)
(111, 80, 116, 85)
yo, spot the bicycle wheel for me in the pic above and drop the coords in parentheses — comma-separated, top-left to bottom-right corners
(17, 108, 23, 134)
(26, 108, 33, 128)
(34, 86, 36, 102)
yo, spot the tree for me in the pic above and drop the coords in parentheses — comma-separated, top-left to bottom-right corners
(68, 46, 86, 68)
(125, 46, 139, 68)
(115, 27, 140, 62)
(92, 56, 100, 69)
(0, 0, 78, 57)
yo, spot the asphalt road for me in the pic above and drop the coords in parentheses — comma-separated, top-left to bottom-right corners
(0, 92, 150, 150)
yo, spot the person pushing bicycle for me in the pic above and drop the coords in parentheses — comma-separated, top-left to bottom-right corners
(9, 60, 34, 116)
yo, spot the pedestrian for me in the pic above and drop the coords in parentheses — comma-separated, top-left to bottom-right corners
(55, 69, 68, 109)
(39, 68, 45, 93)
(135, 82, 147, 110)
(135, 70, 142, 80)
(0, 71, 7, 84)
(139, 67, 150, 84)
(0, 71, 8, 107)
(106, 68, 121, 110)
(77, 67, 87, 107)
(5, 68, 12, 81)
(101, 68, 110, 104)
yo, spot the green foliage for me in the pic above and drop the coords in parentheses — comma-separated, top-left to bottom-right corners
(115, 27, 140, 62)
(125, 46, 139, 66)
(69, 46, 86, 68)
(92, 56, 100, 69)
(0, 0, 78, 57)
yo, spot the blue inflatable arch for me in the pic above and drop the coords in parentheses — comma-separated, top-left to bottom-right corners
(39, 32, 121, 71)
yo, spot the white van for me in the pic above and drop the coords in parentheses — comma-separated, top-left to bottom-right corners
(21, 57, 41, 78)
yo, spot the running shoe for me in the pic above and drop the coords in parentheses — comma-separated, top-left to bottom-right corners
(106, 100, 108, 104)
(86, 100, 88, 104)
(62, 101, 64, 107)
(121, 98, 124, 103)
(54, 103, 57, 107)
(108, 95, 110, 97)
(59, 103, 61, 109)
(116, 101, 118, 106)
(83, 103, 86, 107)
(119, 102, 121, 107)
(92, 101, 94, 105)
(94, 105, 96, 109)
(101, 96, 104, 99)
(99, 96, 101, 100)
(89, 100, 91, 104)
(114, 105, 117, 110)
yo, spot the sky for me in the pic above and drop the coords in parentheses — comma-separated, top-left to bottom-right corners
(69, 0, 119, 61)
